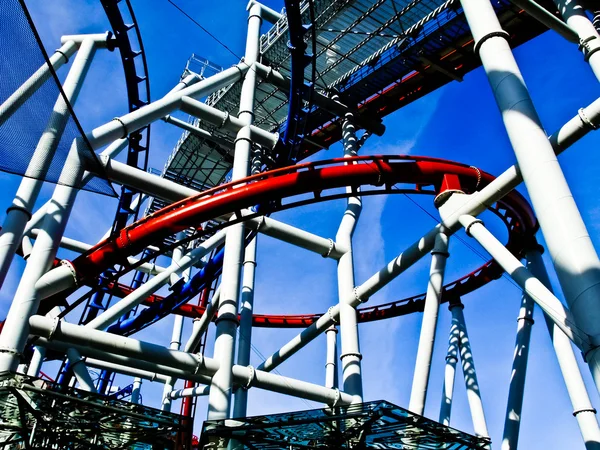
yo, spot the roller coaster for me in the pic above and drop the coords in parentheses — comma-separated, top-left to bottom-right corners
(0, 0, 599, 448)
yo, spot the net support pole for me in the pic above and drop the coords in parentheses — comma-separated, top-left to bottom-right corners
(409, 231, 450, 415)
(460, 0, 600, 396)
(337, 110, 363, 402)
(0, 138, 87, 372)
(527, 247, 600, 449)
(0, 39, 78, 126)
(207, 3, 261, 421)
(0, 37, 97, 290)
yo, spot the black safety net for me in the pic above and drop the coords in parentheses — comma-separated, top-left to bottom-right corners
(0, 0, 116, 196)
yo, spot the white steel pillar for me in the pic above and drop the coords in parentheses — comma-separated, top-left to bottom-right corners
(325, 326, 339, 389)
(66, 348, 97, 393)
(161, 234, 189, 412)
(501, 252, 536, 450)
(554, 0, 600, 81)
(460, 0, 600, 396)
(0, 139, 87, 372)
(453, 299, 489, 438)
(207, 3, 261, 421)
(0, 38, 96, 290)
(527, 247, 600, 449)
(409, 231, 449, 415)
(131, 377, 143, 404)
(336, 111, 363, 401)
(232, 236, 258, 418)
(27, 347, 45, 377)
(439, 309, 460, 426)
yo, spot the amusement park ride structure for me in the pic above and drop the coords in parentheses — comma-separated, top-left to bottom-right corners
(0, 0, 599, 448)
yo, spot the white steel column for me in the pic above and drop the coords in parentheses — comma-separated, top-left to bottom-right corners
(233, 236, 258, 418)
(453, 299, 489, 438)
(66, 348, 97, 393)
(162, 233, 189, 412)
(207, 3, 261, 421)
(501, 251, 536, 450)
(460, 0, 600, 395)
(27, 347, 45, 377)
(325, 326, 339, 389)
(527, 247, 600, 449)
(409, 231, 449, 415)
(554, 0, 600, 81)
(439, 309, 460, 426)
(131, 378, 143, 404)
(0, 38, 97, 289)
(336, 111, 363, 401)
(0, 139, 86, 372)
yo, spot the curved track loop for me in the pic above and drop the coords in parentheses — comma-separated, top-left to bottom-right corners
(65, 155, 537, 328)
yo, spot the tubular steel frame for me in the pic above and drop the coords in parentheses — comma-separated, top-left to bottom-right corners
(1, 0, 600, 448)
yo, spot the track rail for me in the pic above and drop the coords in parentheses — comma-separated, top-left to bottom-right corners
(59, 156, 537, 326)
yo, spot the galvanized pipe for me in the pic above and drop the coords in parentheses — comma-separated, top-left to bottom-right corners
(461, 0, 600, 394)
(409, 231, 449, 415)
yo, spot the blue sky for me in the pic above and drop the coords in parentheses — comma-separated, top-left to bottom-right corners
(2, 0, 600, 447)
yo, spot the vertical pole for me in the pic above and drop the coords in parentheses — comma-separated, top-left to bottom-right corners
(0, 38, 96, 289)
(232, 236, 258, 418)
(207, 4, 261, 421)
(0, 138, 87, 372)
(336, 111, 363, 401)
(162, 233, 188, 412)
(66, 348, 97, 392)
(527, 247, 600, 449)
(409, 232, 449, 415)
(439, 308, 460, 426)
(553, 0, 600, 81)
(131, 377, 142, 404)
(325, 326, 339, 389)
(27, 347, 45, 377)
(501, 252, 536, 450)
(452, 299, 489, 438)
(460, 0, 600, 396)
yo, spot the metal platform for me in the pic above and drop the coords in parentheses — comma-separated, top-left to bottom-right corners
(199, 400, 491, 449)
(0, 372, 189, 449)
(154, 0, 555, 199)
